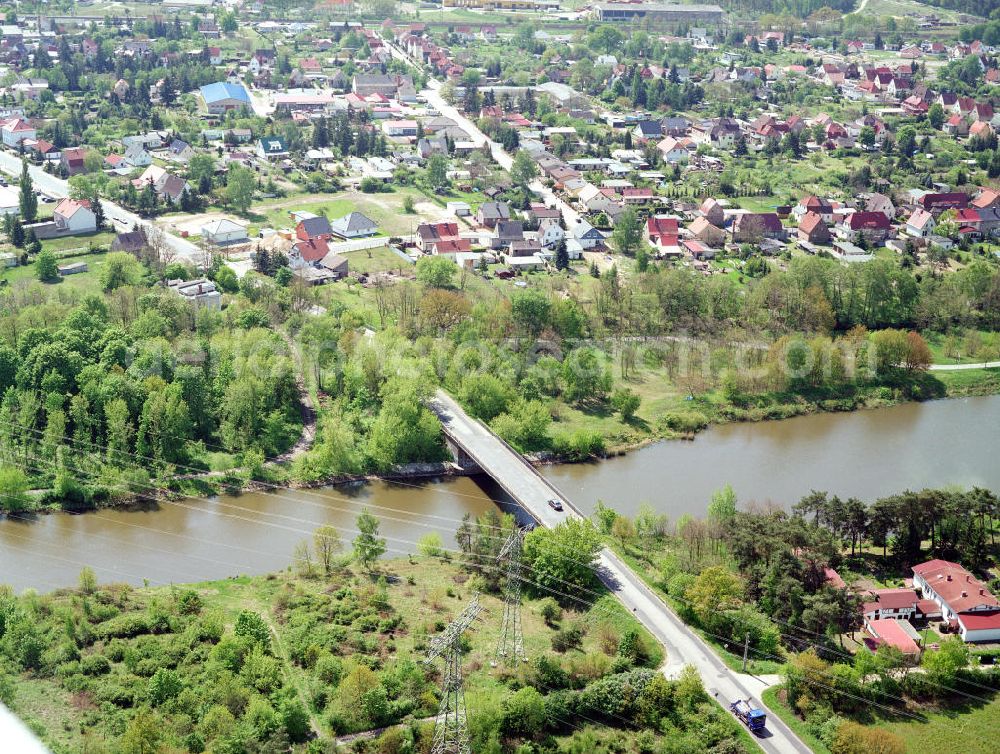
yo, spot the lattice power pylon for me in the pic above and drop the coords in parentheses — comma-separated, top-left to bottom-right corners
(425, 595, 484, 754)
(492, 528, 526, 667)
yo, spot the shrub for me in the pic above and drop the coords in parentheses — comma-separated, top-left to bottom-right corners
(80, 654, 111, 676)
(551, 625, 584, 653)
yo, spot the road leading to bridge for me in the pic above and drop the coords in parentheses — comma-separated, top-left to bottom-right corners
(429, 390, 812, 754)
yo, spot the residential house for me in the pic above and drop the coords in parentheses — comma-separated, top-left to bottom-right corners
(864, 619, 921, 658)
(710, 118, 741, 149)
(296, 216, 334, 243)
(168, 279, 222, 310)
(795, 195, 834, 223)
(913, 559, 1000, 642)
(921, 192, 968, 213)
(200, 82, 251, 114)
(797, 212, 831, 244)
(841, 211, 892, 243)
(688, 216, 726, 247)
(31, 139, 60, 162)
(289, 237, 330, 268)
(330, 211, 378, 238)
(646, 216, 680, 256)
(633, 120, 663, 142)
(700, 197, 725, 227)
(622, 187, 655, 206)
(477, 201, 510, 229)
(570, 218, 604, 249)
(429, 238, 472, 257)
(906, 208, 935, 237)
(257, 136, 289, 160)
(0, 117, 34, 148)
(60, 147, 87, 175)
(492, 220, 524, 250)
(167, 139, 195, 163)
(578, 183, 619, 215)
(111, 230, 148, 254)
(124, 144, 152, 168)
(416, 222, 461, 252)
(201, 219, 249, 245)
(537, 218, 565, 248)
(732, 213, 786, 242)
(972, 188, 1000, 209)
(866, 193, 895, 221)
(656, 136, 691, 163)
(318, 252, 349, 279)
(53, 198, 97, 234)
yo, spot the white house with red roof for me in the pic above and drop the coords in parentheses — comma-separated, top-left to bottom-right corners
(645, 216, 681, 257)
(0, 117, 35, 148)
(53, 198, 97, 234)
(913, 559, 1000, 642)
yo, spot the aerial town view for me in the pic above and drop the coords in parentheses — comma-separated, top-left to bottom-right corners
(0, 0, 999, 752)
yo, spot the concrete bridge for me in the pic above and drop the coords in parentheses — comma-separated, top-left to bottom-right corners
(429, 390, 812, 754)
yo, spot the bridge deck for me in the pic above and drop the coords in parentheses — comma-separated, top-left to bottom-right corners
(429, 390, 811, 754)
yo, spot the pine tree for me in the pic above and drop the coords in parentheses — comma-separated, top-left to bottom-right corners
(11, 218, 25, 248)
(554, 239, 569, 270)
(91, 195, 105, 229)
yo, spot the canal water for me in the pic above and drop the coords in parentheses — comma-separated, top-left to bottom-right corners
(2, 396, 998, 591)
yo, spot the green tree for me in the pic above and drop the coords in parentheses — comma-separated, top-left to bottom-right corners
(426, 154, 449, 190)
(510, 289, 551, 336)
(611, 206, 642, 256)
(313, 524, 342, 576)
(896, 125, 917, 158)
(418, 531, 444, 557)
(148, 668, 183, 706)
(34, 249, 58, 282)
(0, 466, 32, 512)
(707, 484, 738, 522)
(523, 518, 602, 594)
(225, 164, 257, 213)
(18, 160, 36, 222)
(562, 347, 612, 403)
(511, 149, 539, 187)
(687, 565, 743, 625)
(610, 388, 640, 420)
(416, 255, 457, 288)
(928, 103, 945, 130)
(353, 509, 386, 569)
(100, 252, 144, 291)
(234, 610, 271, 647)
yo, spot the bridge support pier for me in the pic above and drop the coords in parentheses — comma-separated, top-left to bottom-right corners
(445, 438, 481, 474)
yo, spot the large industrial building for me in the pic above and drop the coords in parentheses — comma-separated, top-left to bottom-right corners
(593, 2, 725, 24)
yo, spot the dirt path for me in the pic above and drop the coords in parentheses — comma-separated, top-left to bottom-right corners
(333, 716, 436, 746)
(274, 331, 318, 464)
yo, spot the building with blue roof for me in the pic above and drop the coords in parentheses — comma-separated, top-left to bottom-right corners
(200, 82, 251, 114)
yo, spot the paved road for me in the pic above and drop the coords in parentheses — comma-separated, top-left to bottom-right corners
(381, 34, 581, 229)
(428, 390, 812, 754)
(0, 150, 204, 263)
(929, 360, 1000, 371)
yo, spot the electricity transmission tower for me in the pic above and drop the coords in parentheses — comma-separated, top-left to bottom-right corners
(425, 595, 484, 754)
(492, 527, 526, 667)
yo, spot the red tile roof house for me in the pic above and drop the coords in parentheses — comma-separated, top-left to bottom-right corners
(797, 212, 831, 244)
(732, 212, 786, 243)
(60, 146, 87, 175)
(645, 216, 681, 256)
(862, 588, 923, 621)
(921, 192, 969, 214)
(913, 559, 1000, 642)
(841, 211, 892, 243)
(416, 222, 460, 252)
(289, 237, 330, 269)
(864, 618, 921, 658)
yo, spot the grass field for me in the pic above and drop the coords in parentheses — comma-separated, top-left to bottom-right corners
(861, 0, 972, 21)
(0, 248, 113, 293)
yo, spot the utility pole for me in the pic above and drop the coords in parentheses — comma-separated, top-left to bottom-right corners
(742, 632, 750, 672)
(492, 527, 526, 668)
(425, 595, 484, 754)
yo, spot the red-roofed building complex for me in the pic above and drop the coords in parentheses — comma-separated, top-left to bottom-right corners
(913, 559, 1000, 642)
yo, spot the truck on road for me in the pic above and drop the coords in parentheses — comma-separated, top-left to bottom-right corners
(730, 699, 766, 733)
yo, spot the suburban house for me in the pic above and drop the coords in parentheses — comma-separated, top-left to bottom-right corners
(905, 208, 935, 237)
(416, 221, 461, 252)
(330, 211, 378, 238)
(840, 211, 891, 243)
(656, 136, 691, 163)
(492, 220, 525, 250)
(794, 195, 834, 223)
(168, 279, 222, 310)
(570, 219, 604, 249)
(318, 252, 349, 280)
(920, 192, 968, 213)
(913, 559, 1000, 642)
(537, 218, 565, 248)
(60, 147, 87, 175)
(477, 201, 510, 229)
(201, 219, 249, 245)
(167, 139, 195, 163)
(123, 144, 152, 167)
(53, 198, 97, 234)
(689, 216, 725, 247)
(111, 230, 148, 254)
(0, 117, 34, 147)
(862, 588, 939, 622)
(646, 216, 681, 256)
(289, 237, 330, 268)
(296, 216, 334, 243)
(732, 212, 786, 242)
(797, 212, 831, 244)
(200, 82, 251, 114)
(700, 197, 725, 227)
(257, 136, 289, 160)
(866, 193, 896, 221)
